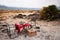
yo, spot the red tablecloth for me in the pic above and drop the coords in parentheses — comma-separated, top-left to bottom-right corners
(15, 24, 24, 33)
(15, 23, 31, 33)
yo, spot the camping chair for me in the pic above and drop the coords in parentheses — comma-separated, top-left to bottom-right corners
(7, 24, 18, 39)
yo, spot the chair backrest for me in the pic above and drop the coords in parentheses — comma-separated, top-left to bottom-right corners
(8, 24, 15, 30)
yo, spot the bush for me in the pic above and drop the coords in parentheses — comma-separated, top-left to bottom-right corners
(40, 5, 58, 20)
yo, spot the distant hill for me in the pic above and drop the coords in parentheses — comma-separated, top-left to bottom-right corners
(0, 5, 40, 10)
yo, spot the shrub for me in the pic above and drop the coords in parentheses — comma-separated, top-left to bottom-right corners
(40, 5, 58, 20)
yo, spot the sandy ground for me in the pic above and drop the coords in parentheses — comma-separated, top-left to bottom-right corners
(0, 13, 60, 40)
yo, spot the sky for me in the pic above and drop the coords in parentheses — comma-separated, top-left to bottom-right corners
(0, 0, 60, 8)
